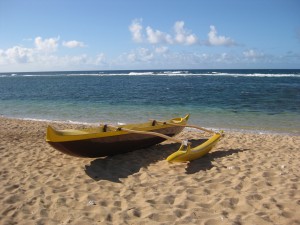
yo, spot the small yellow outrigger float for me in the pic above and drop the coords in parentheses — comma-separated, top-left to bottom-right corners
(46, 115, 223, 162)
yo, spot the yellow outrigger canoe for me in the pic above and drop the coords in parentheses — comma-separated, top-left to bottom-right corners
(46, 115, 223, 162)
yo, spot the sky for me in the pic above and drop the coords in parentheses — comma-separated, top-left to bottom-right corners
(0, 0, 299, 72)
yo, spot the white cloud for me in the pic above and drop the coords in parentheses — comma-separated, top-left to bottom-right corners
(0, 36, 60, 66)
(127, 52, 136, 63)
(63, 40, 85, 48)
(207, 25, 235, 46)
(174, 21, 197, 45)
(129, 19, 198, 46)
(35, 36, 59, 52)
(129, 48, 154, 62)
(129, 19, 143, 43)
(146, 26, 173, 44)
(0, 36, 107, 71)
(243, 49, 265, 62)
(3, 46, 34, 64)
(186, 35, 198, 45)
(93, 53, 106, 65)
(116, 48, 156, 66)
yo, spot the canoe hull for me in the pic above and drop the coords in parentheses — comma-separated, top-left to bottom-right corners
(48, 125, 184, 158)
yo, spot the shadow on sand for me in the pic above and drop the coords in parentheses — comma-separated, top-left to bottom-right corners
(84, 139, 249, 182)
(185, 148, 249, 174)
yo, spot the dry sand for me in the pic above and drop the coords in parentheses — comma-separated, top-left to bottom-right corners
(0, 117, 299, 225)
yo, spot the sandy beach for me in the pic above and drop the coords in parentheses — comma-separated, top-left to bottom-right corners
(0, 117, 299, 225)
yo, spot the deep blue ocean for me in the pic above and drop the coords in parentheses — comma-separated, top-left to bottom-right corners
(0, 69, 299, 134)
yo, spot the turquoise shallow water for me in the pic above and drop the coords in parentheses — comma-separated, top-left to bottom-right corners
(0, 69, 299, 134)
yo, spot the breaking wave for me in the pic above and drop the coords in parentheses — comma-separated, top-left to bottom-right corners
(0, 70, 299, 78)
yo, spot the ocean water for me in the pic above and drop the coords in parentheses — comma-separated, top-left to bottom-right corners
(0, 69, 299, 135)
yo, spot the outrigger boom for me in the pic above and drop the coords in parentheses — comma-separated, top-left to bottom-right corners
(108, 121, 223, 163)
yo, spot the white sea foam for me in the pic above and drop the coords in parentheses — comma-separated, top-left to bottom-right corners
(1, 71, 299, 78)
(163, 71, 188, 74)
(192, 72, 300, 77)
(23, 74, 49, 77)
(19, 117, 100, 126)
(128, 72, 154, 75)
(66, 73, 104, 76)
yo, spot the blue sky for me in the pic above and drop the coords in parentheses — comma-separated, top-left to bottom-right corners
(0, 0, 299, 72)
